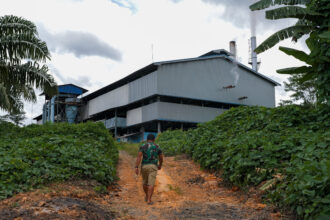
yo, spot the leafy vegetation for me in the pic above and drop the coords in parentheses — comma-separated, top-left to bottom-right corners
(0, 15, 57, 113)
(281, 73, 317, 105)
(0, 121, 118, 200)
(156, 129, 187, 156)
(157, 105, 330, 219)
(0, 110, 26, 126)
(117, 142, 140, 157)
(250, 0, 330, 105)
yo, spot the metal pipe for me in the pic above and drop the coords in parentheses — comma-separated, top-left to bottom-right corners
(251, 36, 257, 71)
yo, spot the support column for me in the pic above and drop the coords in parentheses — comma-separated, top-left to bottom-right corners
(140, 127, 145, 141)
(47, 101, 51, 122)
(114, 109, 118, 139)
(50, 96, 56, 123)
(157, 121, 161, 134)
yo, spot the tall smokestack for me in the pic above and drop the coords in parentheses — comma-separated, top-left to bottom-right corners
(251, 36, 257, 71)
(229, 41, 236, 59)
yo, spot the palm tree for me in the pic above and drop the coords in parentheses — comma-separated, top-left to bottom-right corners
(250, 0, 330, 105)
(0, 15, 57, 113)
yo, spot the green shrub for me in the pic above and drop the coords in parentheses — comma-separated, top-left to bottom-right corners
(0, 122, 118, 199)
(156, 105, 330, 219)
(118, 142, 140, 157)
(156, 129, 187, 156)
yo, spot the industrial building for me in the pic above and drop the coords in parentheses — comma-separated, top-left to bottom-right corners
(34, 46, 280, 142)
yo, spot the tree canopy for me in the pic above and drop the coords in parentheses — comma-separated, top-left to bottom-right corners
(250, 0, 330, 105)
(0, 15, 57, 113)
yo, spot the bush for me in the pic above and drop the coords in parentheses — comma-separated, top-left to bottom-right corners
(156, 129, 187, 156)
(156, 105, 330, 219)
(0, 122, 118, 199)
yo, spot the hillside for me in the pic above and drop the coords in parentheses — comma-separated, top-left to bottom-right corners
(0, 122, 118, 200)
(157, 105, 330, 219)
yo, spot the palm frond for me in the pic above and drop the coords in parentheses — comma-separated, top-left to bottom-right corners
(0, 15, 57, 113)
(0, 83, 10, 111)
(255, 25, 312, 53)
(0, 61, 57, 97)
(277, 66, 312, 74)
(265, 6, 322, 20)
(0, 15, 37, 36)
(250, 0, 310, 11)
(0, 33, 50, 64)
(279, 46, 311, 64)
(292, 19, 314, 41)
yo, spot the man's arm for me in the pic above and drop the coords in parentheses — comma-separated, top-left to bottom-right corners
(158, 153, 163, 170)
(135, 152, 143, 175)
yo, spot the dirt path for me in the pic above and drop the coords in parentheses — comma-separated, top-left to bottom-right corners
(111, 151, 285, 220)
(0, 152, 290, 220)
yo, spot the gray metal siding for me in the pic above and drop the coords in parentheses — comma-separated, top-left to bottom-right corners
(157, 58, 275, 107)
(87, 84, 129, 116)
(85, 57, 276, 120)
(127, 107, 142, 126)
(86, 71, 158, 118)
(127, 102, 225, 126)
(129, 71, 157, 103)
(157, 102, 225, 123)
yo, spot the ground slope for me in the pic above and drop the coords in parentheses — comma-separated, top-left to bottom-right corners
(0, 152, 292, 219)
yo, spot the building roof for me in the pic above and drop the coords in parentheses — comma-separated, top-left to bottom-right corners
(40, 84, 88, 99)
(83, 50, 280, 101)
(58, 84, 88, 95)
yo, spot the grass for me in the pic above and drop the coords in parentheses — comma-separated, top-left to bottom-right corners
(118, 142, 140, 157)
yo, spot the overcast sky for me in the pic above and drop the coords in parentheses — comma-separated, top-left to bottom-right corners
(1, 0, 307, 124)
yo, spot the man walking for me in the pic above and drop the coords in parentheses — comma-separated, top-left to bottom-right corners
(135, 134, 163, 205)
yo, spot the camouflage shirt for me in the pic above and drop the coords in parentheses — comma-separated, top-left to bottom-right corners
(139, 142, 162, 165)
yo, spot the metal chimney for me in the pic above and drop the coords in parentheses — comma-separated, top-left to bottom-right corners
(229, 41, 236, 59)
(251, 36, 257, 71)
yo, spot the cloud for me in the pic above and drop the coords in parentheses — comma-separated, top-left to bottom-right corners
(171, 0, 297, 34)
(38, 26, 122, 61)
(50, 65, 93, 88)
(110, 0, 136, 12)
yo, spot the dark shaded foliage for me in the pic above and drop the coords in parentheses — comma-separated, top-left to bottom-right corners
(0, 122, 118, 199)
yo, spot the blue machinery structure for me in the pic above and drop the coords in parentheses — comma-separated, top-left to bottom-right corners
(42, 84, 88, 124)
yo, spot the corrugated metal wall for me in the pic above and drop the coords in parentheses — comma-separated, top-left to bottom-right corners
(156, 102, 225, 123)
(126, 102, 225, 126)
(85, 71, 157, 118)
(87, 84, 129, 116)
(126, 107, 142, 126)
(84, 57, 276, 121)
(157, 59, 275, 107)
(129, 71, 157, 103)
